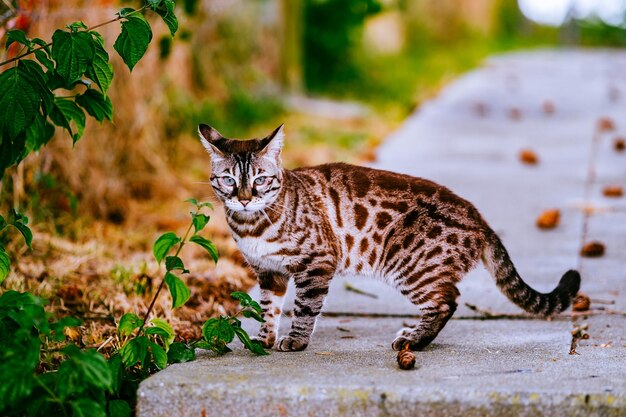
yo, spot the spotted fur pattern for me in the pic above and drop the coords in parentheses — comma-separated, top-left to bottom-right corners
(199, 124, 581, 352)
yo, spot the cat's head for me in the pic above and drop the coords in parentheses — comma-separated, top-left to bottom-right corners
(198, 124, 284, 214)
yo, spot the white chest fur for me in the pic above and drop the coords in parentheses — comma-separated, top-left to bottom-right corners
(233, 236, 287, 272)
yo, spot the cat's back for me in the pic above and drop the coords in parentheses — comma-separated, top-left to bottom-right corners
(290, 162, 485, 232)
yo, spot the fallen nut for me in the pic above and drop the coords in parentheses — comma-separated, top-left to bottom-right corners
(519, 149, 539, 165)
(580, 241, 605, 258)
(397, 344, 416, 370)
(573, 292, 591, 311)
(542, 100, 555, 115)
(602, 185, 624, 198)
(613, 137, 625, 152)
(597, 117, 615, 132)
(536, 209, 560, 229)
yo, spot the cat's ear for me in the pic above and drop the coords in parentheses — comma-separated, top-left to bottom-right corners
(198, 124, 226, 162)
(258, 124, 284, 161)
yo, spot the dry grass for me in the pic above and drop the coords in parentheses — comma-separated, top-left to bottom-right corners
(0, 1, 397, 350)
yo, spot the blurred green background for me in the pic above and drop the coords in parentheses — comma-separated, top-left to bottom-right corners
(1, 0, 625, 230)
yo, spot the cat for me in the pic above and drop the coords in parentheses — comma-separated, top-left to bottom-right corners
(198, 123, 581, 352)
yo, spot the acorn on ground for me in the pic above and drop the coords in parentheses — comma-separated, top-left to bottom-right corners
(519, 149, 539, 165)
(602, 185, 624, 198)
(397, 344, 416, 370)
(573, 293, 591, 312)
(536, 209, 560, 229)
(580, 241, 605, 258)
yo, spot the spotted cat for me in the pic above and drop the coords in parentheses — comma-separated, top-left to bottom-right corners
(198, 124, 581, 352)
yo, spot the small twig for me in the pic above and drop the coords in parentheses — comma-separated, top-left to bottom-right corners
(569, 323, 589, 355)
(465, 302, 495, 317)
(590, 298, 615, 305)
(96, 336, 114, 352)
(344, 282, 378, 299)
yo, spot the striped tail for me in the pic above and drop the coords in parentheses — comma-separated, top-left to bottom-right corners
(482, 228, 581, 316)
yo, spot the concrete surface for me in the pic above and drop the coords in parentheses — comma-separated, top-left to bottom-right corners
(138, 50, 626, 416)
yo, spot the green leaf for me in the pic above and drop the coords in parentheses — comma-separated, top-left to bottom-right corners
(155, 0, 178, 37)
(57, 345, 112, 400)
(242, 309, 264, 323)
(34, 49, 55, 72)
(149, 318, 174, 341)
(19, 60, 54, 115)
(149, 341, 167, 369)
(164, 272, 190, 309)
(75, 89, 113, 122)
(202, 317, 234, 354)
(0, 215, 5, 230)
(114, 12, 153, 71)
(0, 248, 10, 285)
(118, 312, 142, 337)
(0, 66, 40, 139)
(120, 335, 149, 367)
(185, 198, 214, 210)
(167, 342, 196, 363)
(6, 29, 31, 49)
(191, 213, 210, 234)
(189, 235, 218, 263)
(51, 30, 95, 84)
(231, 291, 252, 305)
(50, 98, 86, 144)
(10, 210, 33, 249)
(0, 361, 36, 410)
(233, 326, 269, 356)
(165, 255, 188, 273)
(66, 21, 89, 31)
(25, 112, 55, 152)
(108, 399, 132, 417)
(85, 39, 113, 94)
(152, 232, 181, 264)
(107, 354, 124, 396)
(70, 399, 106, 417)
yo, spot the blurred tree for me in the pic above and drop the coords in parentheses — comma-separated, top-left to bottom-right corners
(280, 0, 303, 93)
(303, 0, 381, 91)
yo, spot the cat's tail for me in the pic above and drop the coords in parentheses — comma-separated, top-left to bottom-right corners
(482, 227, 580, 316)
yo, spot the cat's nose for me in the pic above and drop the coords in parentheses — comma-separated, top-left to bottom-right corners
(240, 199, 250, 206)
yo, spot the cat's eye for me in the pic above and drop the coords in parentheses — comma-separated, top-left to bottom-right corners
(254, 176, 267, 185)
(221, 177, 235, 186)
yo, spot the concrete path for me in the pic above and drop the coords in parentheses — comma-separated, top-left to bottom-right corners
(138, 50, 626, 416)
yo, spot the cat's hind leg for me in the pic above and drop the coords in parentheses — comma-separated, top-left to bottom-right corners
(255, 271, 289, 349)
(391, 282, 459, 351)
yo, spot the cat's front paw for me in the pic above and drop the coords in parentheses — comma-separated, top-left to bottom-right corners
(276, 335, 308, 352)
(391, 335, 411, 351)
(252, 333, 276, 349)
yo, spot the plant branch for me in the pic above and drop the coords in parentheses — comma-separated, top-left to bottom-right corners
(138, 217, 195, 333)
(0, 4, 149, 68)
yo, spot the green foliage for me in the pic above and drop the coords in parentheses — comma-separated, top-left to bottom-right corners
(114, 10, 153, 72)
(152, 232, 181, 264)
(196, 292, 268, 356)
(0, 210, 33, 284)
(189, 235, 218, 263)
(164, 271, 190, 308)
(0, 291, 114, 417)
(303, 0, 381, 91)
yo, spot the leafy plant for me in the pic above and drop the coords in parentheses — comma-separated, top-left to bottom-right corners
(0, 198, 267, 416)
(0, 210, 33, 285)
(0, 0, 179, 282)
(195, 291, 268, 356)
